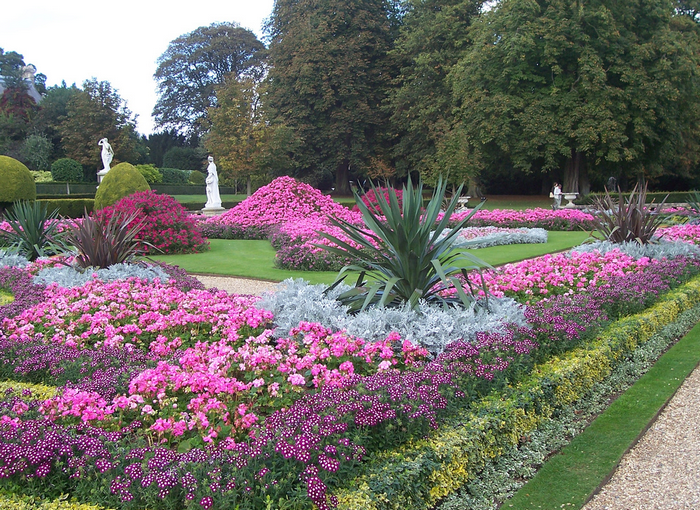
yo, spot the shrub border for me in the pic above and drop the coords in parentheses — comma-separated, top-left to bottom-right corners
(334, 276, 700, 509)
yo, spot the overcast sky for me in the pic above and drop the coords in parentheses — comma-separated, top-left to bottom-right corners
(2, 1, 275, 135)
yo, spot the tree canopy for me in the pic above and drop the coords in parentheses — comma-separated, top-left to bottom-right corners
(265, 0, 398, 193)
(445, 0, 700, 193)
(153, 22, 266, 139)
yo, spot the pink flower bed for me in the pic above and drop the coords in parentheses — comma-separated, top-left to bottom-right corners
(446, 207, 596, 231)
(657, 224, 700, 244)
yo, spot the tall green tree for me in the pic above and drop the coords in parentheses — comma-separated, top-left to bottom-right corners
(447, 0, 700, 193)
(31, 82, 81, 161)
(153, 22, 266, 139)
(387, 0, 484, 186)
(265, 0, 398, 193)
(59, 79, 139, 178)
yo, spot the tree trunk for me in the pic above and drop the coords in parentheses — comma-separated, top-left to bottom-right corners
(246, 175, 252, 196)
(335, 160, 351, 195)
(563, 149, 582, 193)
(579, 161, 590, 196)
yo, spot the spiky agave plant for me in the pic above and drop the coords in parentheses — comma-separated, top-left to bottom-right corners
(318, 177, 490, 312)
(0, 200, 68, 261)
(591, 183, 667, 244)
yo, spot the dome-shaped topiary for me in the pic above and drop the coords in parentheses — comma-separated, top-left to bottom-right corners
(0, 156, 36, 207)
(94, 162, 150, 210)
(51, 158, 84, 182)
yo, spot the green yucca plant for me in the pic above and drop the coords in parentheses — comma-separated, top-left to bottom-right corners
(318, 177, 490, 312)
(591, 183, 667, 244)
(0, 200, 68, 261)
(64, 209, 152, 269)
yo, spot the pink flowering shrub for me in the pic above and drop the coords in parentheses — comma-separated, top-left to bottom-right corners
(97, 191, 209, 254)
(203, 176, 361, 239)
(352, 186, 404, 214)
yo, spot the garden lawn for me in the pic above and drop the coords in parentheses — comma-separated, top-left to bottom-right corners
(150, 232, 589, 282)
(505, 321, 700, 509)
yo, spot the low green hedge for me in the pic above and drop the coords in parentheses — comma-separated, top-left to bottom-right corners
(0, 491, 110, 510)
(575, 191, 692, 205)
(334, 276, 700, 509)
(37, 199, 94, 218)
(180, 200, 243, 211)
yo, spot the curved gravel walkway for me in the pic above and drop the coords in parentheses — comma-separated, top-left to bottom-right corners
(193, 274, 278, 295)
(582, 363, 700, 510)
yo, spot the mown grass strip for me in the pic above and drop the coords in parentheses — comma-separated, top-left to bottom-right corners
(505, 320, 700, 510)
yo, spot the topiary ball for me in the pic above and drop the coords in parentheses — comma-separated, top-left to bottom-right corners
(0, 156, 36, 208)
(51, 158, 84, 182)
(94, 162, 151, 210)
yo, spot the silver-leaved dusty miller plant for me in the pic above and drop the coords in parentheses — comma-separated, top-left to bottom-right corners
(0, 250, 30, 268)
(257, 278, 527, 357)
(33, 263, 171, 289)
(573, 239, 700, 260)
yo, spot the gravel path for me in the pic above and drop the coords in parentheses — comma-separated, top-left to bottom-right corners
(193, 274, 278, 296)
(582, 363, 700, 510)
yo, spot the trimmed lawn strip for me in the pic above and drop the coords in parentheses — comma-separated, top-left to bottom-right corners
(504, 321, 700, 510)
(150, 232, 589, 282)
(332, 277, 700, 509)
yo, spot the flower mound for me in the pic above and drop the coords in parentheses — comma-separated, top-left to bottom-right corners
(204, 176, 361, 239)
(97, 191, 209, 254)
(0, 266, 47, 322)
(351, 186, 404, 213)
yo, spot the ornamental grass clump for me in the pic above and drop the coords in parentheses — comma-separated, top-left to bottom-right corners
(591, 183, 667, 244)
(0, 200, 68, 261)
(320, 178, 489, 311)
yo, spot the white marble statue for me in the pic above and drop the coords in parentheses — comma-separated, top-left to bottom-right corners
(98, 138, 114, 172)
(205, 156, 222, 208)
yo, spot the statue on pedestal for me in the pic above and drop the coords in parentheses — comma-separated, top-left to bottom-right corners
(97, 138, 114, 183)
(204, 156, 222, 209)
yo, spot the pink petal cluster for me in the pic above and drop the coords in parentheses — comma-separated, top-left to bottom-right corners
(444, 207, 596, 230)
(657, 224, 700, 244)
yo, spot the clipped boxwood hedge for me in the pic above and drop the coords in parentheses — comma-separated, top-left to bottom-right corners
(575, 191, 692, 205)
(37, 198, 94, 218)
(333, 277, 700, 509)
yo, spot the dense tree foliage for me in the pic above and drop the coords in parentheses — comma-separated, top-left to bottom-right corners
(153, 23, 266, 139)
(265, 0, 398, 193)
(59, 79, 140, 178)
(444, 0, 700, 193)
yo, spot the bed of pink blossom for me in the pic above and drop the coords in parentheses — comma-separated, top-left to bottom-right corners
(445, 207, 596, 231)
(351, 187, 404, 213)
(1, 277, 429, 445)
(657, 223, 700, 244)
(451, 249, 652, 300)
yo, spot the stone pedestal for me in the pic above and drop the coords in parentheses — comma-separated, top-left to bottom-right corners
(201, 206, 226, 217)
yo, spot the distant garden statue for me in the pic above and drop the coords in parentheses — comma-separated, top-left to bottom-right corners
(97, 138, 114, 183)
(202, 155, 224, 215)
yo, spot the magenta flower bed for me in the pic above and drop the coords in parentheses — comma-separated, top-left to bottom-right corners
(2, 243, 700, 508)
(446, 207, 597, 230)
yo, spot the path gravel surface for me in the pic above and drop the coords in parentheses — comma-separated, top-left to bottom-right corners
(193, 274, 278, 296)
(582, 363, 700, 510)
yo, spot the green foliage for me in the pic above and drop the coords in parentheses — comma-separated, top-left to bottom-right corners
(445, 0, 700, 190)
(64, 209, 149, 269)
(590, 184, 667, 244)
(159, 167, 190, 184)
(135, 164, 163, 184)
(0, 200, 67, 261)
(0, 155, 36, 207)
(93, 162, 150, 210)
(161, 146, 201, 170)
(188, 170, 205, 185)
(265, 0, 397, 192)
(20, 133, 53, 171)
(50, 158, 83, 182)
(30, 171, 52, 182)
(685, 190, 700, 218)
(59, 79, 139, 172)
(38, 198, 94, 218)
(153, 22, 266, 138)
(320, 178, 489, 311)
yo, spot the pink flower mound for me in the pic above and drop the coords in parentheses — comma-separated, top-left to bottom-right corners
(97, 191, 209, 254)
(352, 187, 404, 213)
(206, 176, 360, 237)
(657, 224, 700, 244)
